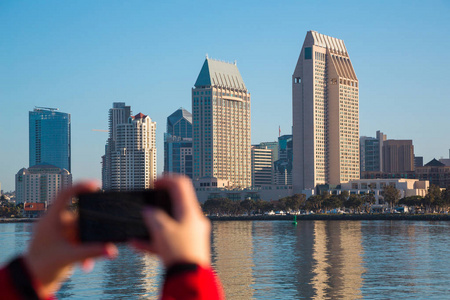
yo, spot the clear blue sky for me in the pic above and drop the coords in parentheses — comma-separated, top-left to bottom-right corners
(1, 0, 449, 192)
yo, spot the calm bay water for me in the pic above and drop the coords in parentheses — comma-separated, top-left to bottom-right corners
(1, 220, 449, 299)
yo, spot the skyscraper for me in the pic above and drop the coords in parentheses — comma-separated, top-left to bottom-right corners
(382, 140, 414, 173)
(164, 108, 193, 178)
(360, 130, 386, 172)
(293, 31, 360, 192)
(29, 107, 71, 172)
(102, 103, 156, 191)
(251, 145, 273, 186)
(102, 102, 131, 190)
(192, 57, 251, 188)
(274, 135, 293, 185)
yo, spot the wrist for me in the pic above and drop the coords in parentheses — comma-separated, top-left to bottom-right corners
(163, 255, 211, 270)
(23, 254, 56, 299)
(7, 256, 50, 300)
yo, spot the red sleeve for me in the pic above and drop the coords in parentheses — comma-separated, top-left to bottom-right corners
(0, 257, 55, 300)
(161, 265, 225, 300)
(0, 264, 24, 300)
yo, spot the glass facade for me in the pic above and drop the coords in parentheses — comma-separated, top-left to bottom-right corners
(274, 135, 293, 185)
(164, 108, 193, 178)
(29, 108, 71, 172)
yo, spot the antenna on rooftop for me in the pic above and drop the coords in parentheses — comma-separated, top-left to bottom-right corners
(234, 60, 237, 65)
(206, 53, 209, 59)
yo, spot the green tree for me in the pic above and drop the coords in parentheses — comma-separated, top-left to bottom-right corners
(274, 197, 288, 212)
(382, 185, 401, 209)
(424, 184, 442, 213)
(361, 193, 376, 213)
(399, 196, 423, 211)
(202, 198, 235, 215)
(0, 202, 21, 218)
(339, 190, 349, 202)
(322, 195, 343, 212)
(255, 200, 274, 214)
(344, 194, 363, 213)
(286, 194, 306, 212)
(306, 195, 323, 212)
(240, 199, 255, 215)
(441, 186, 450, 212)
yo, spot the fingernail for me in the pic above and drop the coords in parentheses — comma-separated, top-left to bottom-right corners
(82, 260, 94, 273)
(103, 244, 118, 259)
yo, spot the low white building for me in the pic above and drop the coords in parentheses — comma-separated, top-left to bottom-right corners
(336, 178, 429, 205)
(15, 164, 72, 205)
(193, 177, 314, 203)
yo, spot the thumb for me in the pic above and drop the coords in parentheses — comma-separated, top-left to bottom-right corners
(143, 207, 175, 237)
(68, 243, 118, 263)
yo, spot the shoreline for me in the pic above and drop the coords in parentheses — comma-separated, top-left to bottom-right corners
(0, 218, 37, 223)
(208, 214, 450, 221)
(2, 214, 450, 224)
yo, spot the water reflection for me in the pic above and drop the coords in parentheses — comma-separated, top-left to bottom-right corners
(212, 221, 366, 300)
(2, 221, 450, 299)
(103, 245, 162, 299)
(311, 221, 330, 299)
(212, 221, 255, 299)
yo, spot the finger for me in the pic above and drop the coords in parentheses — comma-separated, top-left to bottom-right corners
(154, 175, 202, 221)
(50, 181, 100, 216)
(81, 258, 95, 273)
(143, 207, 176, 233)
(66, 242, 118, 264)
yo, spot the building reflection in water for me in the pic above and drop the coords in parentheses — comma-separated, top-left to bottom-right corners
(103, 245, 162, 299)
(212, 220, 366, 299)
(310, 221, 330, 299)
(299, 221, 366, 299)
(211, 221, 255, 299)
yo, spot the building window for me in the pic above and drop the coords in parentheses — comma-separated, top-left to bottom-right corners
(305, 47, 312, 60)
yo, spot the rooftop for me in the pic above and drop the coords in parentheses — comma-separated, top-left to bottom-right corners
(168, 108, 192, 126)
(134, 113, 147, 119)
(424, 158, 446, 167)
(309, 30, 348, 55)
(194, 57, 246, 90)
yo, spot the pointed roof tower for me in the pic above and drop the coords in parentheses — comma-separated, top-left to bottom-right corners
(194, 58, 246, 91)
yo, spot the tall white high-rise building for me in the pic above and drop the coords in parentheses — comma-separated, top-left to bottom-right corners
(192, 57, 251, 188)
(102, 102, 131, 190)
(102, 103, 156, 191)
(293, 31, 360, 192)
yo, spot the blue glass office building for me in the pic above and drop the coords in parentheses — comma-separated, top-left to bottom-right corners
(164, 108, 193, 178)
(29, 108, 71, 172)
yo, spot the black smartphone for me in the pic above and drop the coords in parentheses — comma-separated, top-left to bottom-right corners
(78, 190, 172, 243)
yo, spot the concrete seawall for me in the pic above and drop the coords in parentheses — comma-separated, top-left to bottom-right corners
(0, 218, 37, 223)
(2, 215, 449, 224)
(208, 214, 450, 221)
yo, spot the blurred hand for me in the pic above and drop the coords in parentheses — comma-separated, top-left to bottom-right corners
(24, 182, 118, 299)
(132, 175, 211, 268)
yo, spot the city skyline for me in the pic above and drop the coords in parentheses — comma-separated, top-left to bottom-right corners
(1, 1, 450, 191)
